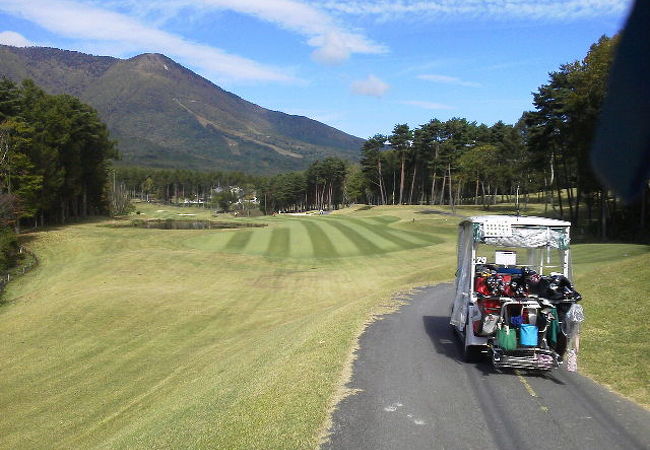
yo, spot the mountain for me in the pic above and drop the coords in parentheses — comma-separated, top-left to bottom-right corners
(0, 45, 364, 173)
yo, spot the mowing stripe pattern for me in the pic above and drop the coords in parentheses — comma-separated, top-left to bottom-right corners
(325, 220, 384, 255)
(224, 230, 253, 252)
(266, 227, 290, 257)
(300, 221, 339, 258)
(341, 217, 429, 248)
(184, 215, 441, 259)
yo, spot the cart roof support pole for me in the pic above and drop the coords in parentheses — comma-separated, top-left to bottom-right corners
(470, 243, 476, 303)
(563, 249, 570, 278)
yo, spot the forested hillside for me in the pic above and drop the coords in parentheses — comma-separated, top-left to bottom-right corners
(0, 46, 364, 173)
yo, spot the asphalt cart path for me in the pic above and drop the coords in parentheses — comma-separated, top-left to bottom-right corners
(323, 284, 650, 450)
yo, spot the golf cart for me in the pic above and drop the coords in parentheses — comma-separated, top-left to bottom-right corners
(450, 215, 584, 371)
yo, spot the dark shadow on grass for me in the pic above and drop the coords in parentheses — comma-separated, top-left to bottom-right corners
(18, 215, 112, 236)
(266, 227, 290, 257)
(367, 216, 399, 223)
(300, 220, 339, 258)
(17, 234, 39, 246)
(326, 220, 383, 255)
(417, 209, 460, 216)
(224, 230, 253, 252)
(343, 217, 425, 249)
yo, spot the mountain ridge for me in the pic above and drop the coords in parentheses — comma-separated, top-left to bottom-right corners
(0, 45, 363, 173)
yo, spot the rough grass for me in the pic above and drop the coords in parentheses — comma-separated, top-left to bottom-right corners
(572, 244, 650, 408)
(1, 204, 647, 449)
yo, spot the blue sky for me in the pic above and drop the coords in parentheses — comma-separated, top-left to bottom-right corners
(0, 0, 633, 139)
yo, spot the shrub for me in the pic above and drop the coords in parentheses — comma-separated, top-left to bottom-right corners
(0, 227, 19, 272)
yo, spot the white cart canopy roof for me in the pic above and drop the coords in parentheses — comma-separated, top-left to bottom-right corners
(462, 215, 571, 227)
(460, 215, 571, 249)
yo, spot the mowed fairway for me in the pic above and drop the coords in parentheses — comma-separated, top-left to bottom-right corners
(0, 206, 457, 449)
(186, 215, 442, 258)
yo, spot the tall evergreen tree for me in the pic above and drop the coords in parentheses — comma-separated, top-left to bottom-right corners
(388, 124, 412, 205)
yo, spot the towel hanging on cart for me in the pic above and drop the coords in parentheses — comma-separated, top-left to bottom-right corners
(497, 326, 517, 350)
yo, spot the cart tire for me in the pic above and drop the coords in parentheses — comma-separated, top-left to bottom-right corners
(462, 309, 484, 362)
(463, 326, 483, 363)
(464, 344, 483, 363)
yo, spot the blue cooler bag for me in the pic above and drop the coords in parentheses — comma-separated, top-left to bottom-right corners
(519, 324, 538, 347)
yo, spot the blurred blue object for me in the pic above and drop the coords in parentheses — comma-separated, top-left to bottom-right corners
(519, 324, 539, 347)
(510, 315, 524, 327)
(591, 0, 650, 202)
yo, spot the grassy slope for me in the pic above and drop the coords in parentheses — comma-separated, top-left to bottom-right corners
(1, 205, 647, 448)
(572, 244, 650, 408)
(0, 205, 458, 449)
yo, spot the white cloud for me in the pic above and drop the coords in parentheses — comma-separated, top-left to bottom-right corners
(308, 30, 382, 65)
(418, 74, 481, 88)
(350, 75, 390, 97)
(351, 74, 389, 97)
(0, 0, 294, 83)
(116, 0, 387, 64)
(0, 30, 33, 47)
(316, 0, 629, 21)
(400, 100, 453, 110)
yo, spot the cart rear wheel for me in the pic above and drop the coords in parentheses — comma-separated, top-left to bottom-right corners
(463, 343, 483, 363)
(463, 320, 483, 363)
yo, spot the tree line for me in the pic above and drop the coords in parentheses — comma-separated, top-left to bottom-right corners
(113, 166, 257, 203)
(350, 34, 647, 240)
(0, 78, 117, 270)
(256, 157, 347, 213)
(523, 35, 631, 239)
(116, 159, 350, 215)
(0, 78, 117, 228)
(351, 118, 527, 209)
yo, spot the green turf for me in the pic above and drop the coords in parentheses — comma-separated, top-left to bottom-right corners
(300, 221, 339, 258)
(571, 243, 650, 269)
(570, 243, 650, 407)
(266, 227, 290, 258)
(324, 219, 384, 255)
(340, 217, 438, 248)
(224, 229, 254, 252)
